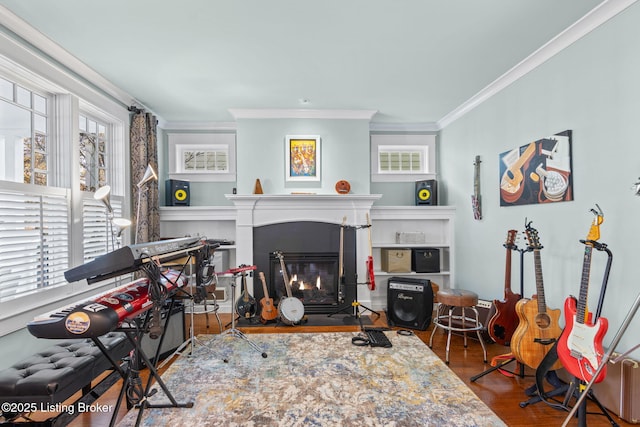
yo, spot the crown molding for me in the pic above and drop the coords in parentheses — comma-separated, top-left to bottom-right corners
(438, 0, 638, 129)
(369, 122, 440, 132)
(160, 121, 238, 131)
(228, 108, 378, 120)
(0, 5, 141, 111)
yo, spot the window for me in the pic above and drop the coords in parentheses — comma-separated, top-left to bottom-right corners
(168, 132, 236, 182)
(370, 133, 437, 182)
(0, 77, 49, 185)
(0, 60, 128, 334)
(79, 114, 108, 192)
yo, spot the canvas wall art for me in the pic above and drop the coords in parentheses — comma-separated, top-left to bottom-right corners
(499, 130, 573, 206)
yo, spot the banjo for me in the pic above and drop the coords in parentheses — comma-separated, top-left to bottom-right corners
(274, 251, 305, 325)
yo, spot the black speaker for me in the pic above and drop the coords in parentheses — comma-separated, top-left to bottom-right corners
(140, 303, 185, 364)
(166, 179, 190, 206)
(386, 277, 433, 330)
(415, 179, 437, 205)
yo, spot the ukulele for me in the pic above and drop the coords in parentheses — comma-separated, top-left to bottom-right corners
(366, 213, 375, 291)
(487, 230, 521, 346)
(274, 251, 305, 325)
(557, 206, 608, 383)
(235, 266, 258, 319)
(510, 223, 562, 370)
(258, 272, 278, 324)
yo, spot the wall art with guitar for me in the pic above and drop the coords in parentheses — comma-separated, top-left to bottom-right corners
(510, 222, 562, 370)
(487, 229, 521, 346)
(499, 130, 573, 206)
(557, 206, 609, 384)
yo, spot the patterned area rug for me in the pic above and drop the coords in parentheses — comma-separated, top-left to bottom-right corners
(119, 332, 506, 426)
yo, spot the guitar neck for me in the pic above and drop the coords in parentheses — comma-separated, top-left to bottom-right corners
(577, 245, 593, 324)
(504, 246, 513, 292)
(533, 249, 547, 313)
(259, 272, 270, 299)
(278, 255, 293, 298)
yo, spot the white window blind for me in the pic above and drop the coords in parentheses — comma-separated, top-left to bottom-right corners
(0, 185, 70, 302)
(82, 195, 124, 264)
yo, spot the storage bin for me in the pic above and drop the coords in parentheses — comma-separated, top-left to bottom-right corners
(381, 248, 411, 273)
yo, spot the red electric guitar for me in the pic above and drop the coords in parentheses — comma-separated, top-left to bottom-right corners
(557, 206, 608, 383)
(366, 213, 375, 291)
(487, 229, 521, 346)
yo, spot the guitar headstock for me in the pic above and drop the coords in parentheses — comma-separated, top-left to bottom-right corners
(524, 222, 542, 250)
(585, 204, 604, 242)
(504, 229, 518, 250)
(273, 250, 283, 260)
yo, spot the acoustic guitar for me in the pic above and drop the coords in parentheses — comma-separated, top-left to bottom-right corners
(487, 230, 521, 346)
(235, 266, 258, 319)
(510, 223, 562, 370)
(258, 271, 278, 324)
(557, 207, 608, 383)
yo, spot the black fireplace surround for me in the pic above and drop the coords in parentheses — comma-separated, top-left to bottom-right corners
(252, 221, 357, 314)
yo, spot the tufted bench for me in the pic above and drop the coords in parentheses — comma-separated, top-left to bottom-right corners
(0, 332, 132, 423)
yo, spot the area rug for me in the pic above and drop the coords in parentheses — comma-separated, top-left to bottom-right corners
(118, 332, 506, 426)
(234, 313, 373, 328)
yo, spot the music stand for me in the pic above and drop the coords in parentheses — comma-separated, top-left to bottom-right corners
(214, 265, 267, 358)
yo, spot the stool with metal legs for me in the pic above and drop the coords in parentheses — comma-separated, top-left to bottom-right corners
(429, 289, 487, 364)
(214, 265, 267, 359)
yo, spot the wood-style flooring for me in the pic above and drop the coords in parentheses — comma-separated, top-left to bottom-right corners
(62, 312, 631, 427)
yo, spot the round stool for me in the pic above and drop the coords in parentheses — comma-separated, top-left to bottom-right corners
(429, 289, 487, 364)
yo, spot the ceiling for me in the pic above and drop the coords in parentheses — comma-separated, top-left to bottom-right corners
(0, 0, 607, 126)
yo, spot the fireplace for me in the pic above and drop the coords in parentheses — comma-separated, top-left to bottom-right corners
(253, 221, 356, 314)
(270, 252, 339, 307)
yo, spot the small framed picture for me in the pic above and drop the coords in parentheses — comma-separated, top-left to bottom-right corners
(285, 135, 321, 181)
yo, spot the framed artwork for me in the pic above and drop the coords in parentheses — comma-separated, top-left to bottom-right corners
(285, 135, 321, 181)
(499, 130, 573, 206)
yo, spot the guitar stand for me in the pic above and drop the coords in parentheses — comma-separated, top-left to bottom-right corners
(528, 239, 615, 427)
(215, 271, 267, 359)
(471, 244, 530, 382)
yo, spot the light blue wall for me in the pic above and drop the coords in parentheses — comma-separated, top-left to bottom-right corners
(236, 118, 371, 196)
(440, 3, 640, 352)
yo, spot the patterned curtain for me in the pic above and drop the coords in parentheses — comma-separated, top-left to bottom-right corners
(130, 111, 159, 244)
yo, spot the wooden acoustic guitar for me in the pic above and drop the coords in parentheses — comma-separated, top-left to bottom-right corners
(258, 271, 278, 324)
(510, 223, 562, 370)
(557, 207, 608, 383)
(487, 230, 521, 346)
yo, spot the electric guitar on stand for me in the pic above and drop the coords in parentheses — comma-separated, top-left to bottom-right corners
(487, 230, 521, 346)
(557, 206, 609, 383)
(510, 222, 562, 370)
(366, 213, 375, 291)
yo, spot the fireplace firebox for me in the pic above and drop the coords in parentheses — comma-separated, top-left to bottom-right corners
(270, 252, 339, 308)
(253, 221, 356, 314)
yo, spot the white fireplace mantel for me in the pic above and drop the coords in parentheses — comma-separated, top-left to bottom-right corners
(226, 194, 381, 288)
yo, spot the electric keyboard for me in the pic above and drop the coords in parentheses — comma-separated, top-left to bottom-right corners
(28, 270, 187, 339)
(64, 236, 203, 284)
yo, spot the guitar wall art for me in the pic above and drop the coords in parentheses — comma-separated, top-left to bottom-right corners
(499, 130, 573, 206)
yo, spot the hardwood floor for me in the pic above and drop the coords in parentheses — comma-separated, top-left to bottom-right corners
(66, 312, 632, 427)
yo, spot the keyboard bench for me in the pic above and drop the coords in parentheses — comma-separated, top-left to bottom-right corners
(0, 332, 132, 425)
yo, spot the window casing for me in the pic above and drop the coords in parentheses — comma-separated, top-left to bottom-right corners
(370, 133, 437, 182)
(0, 62, 129, 335)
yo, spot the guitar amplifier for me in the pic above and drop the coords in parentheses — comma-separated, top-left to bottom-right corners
(444, 299, 496, 342)
(591, 353, 640, 424)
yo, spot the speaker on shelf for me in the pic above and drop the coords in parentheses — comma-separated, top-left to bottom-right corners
(415, 179, 437, 206)
(386, 277, 433, 330)
(166, 179, 190, 206)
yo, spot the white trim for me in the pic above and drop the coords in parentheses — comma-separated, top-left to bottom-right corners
(370, 122, 440, 132)
(161, 121, 237, 131)
(229, 108, 378, 120)
(437, 0, 639, 129)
